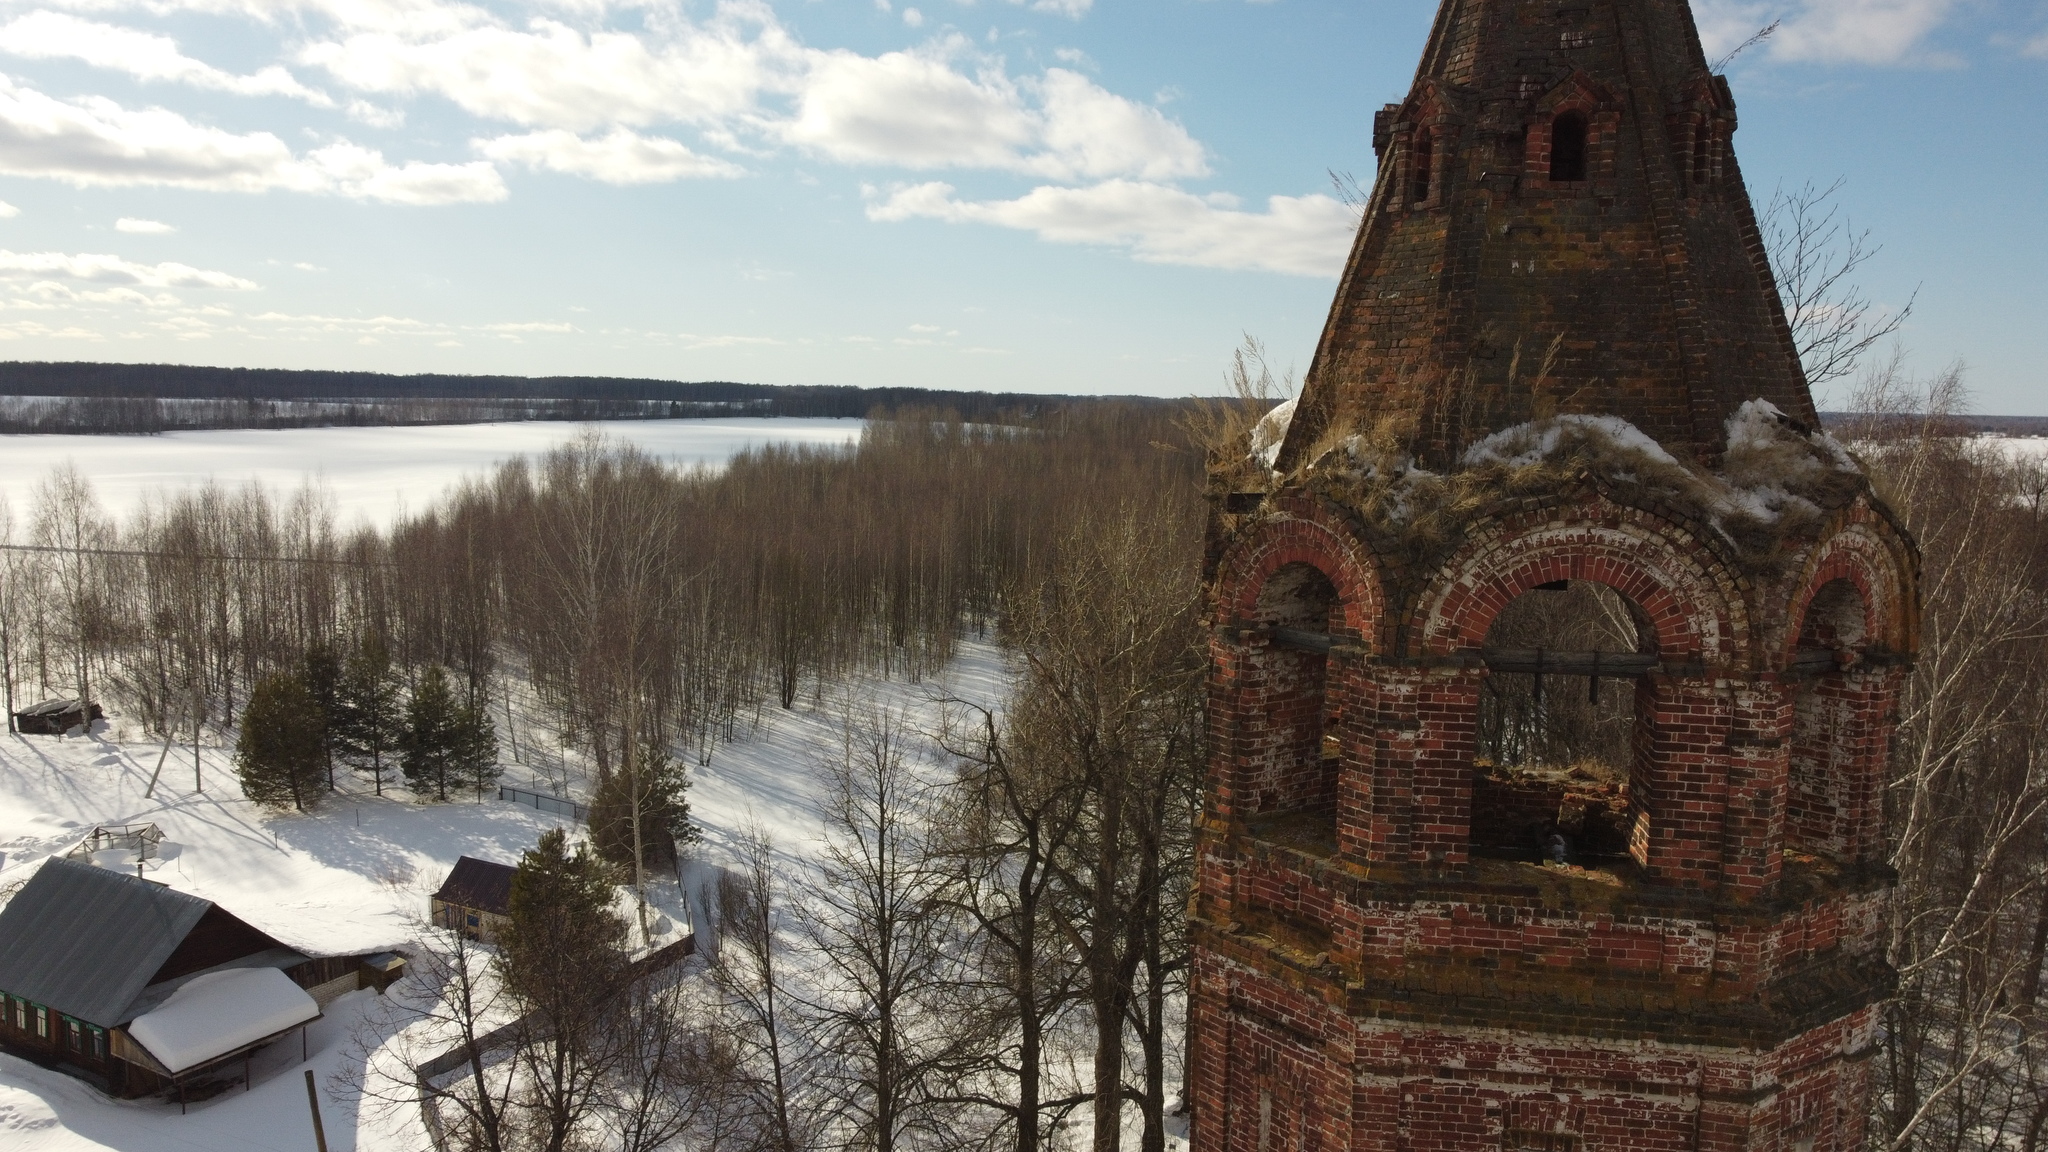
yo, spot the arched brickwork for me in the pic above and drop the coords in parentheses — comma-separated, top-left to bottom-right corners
(1385, 497, 1762, 879)
(1783, 514, 1916, 663)
(1409, 499, 1747, 665)
(1213, 498, 1383, 645)
(1780, 514, 1913, 867)
(1527, 71, 1621, 190)
(1208, 499, 1385, 832)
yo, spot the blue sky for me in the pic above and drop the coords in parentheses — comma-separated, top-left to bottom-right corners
(0, 0, 2035, 410)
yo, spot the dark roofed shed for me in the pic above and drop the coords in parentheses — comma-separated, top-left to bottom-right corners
(430, 856, 517, 940)
(433, 856, 516, 917)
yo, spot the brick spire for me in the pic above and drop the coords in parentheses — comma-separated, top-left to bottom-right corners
(1277, 0, 1815, 471)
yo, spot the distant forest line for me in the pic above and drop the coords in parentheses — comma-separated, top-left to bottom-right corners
(0, 361, 1174, 434)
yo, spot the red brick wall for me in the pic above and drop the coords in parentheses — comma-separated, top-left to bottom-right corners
(1196, 486, 1912, 1151)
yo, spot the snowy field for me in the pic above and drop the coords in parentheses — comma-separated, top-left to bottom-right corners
(0, 417, 863, 531)
(1981, 434, 2048, 461)
(0, 643, 1021, 1152)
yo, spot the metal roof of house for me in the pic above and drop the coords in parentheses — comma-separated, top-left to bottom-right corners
(432, 856, 516, 917)
(0, 856, 211, 1027)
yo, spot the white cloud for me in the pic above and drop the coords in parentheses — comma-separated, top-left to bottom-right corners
(115, 216, 172, 232)
(0, 249, 256, 289)
(902, 8, 923, 28)
(0, 74, 504, 203)
(345, 99, 405, 128)
(785, 50, 1205, 179)
(304, 140, 507, 204)
(0, 73, 305, 191)
(867, 179, 1356, 277)
(0, 2, 1210, 202)
(22, 280, 177, 306)
(299, 8, 789, 134)
(1015, 0, 1094, 17)
(1032, 68, 1205, 180)
(0, 200, 16, 217)
(299, 6, 1202, 179)
(479, 128, 743, 183)
(2023, 31, 2048, 58)
(1772, 0, 1959, 63)
(1697, 0, 1960, 64)
(0, 12, 331, 103)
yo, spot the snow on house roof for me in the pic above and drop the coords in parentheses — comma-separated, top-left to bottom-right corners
(14, 698, 88, 717)
(0, 856, 210, 1027)
(125, 967, 318, 1075)
(432, 855, 516, 916)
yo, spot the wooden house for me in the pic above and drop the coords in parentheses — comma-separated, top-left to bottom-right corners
(12, 698, 103, 736)
(0, 856, 404, 1100)
(430, 856, 516, 941)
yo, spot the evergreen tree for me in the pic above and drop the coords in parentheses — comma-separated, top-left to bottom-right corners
(401, 665, 461, 801)
(333, 632, 403, 796)
(590, 739, 698, 874)
(301, 641, 340, 792)
(235, 671, 326, 811)
(496, 828, 627, 1149)
(500, 828, 626, 1003)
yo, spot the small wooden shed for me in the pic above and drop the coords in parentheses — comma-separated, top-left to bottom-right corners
(430, 857, 516, 941)
(12, 698, 103, 736)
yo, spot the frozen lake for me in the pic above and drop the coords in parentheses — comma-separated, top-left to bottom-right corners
(0, 417, 863, 530)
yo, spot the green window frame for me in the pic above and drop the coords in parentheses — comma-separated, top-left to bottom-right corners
(33, 1004, 48, 1038)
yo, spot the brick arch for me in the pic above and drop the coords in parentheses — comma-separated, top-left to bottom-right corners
(1398, 79, 1462, 211)
(1784, 519, 1915, 662)
(1216, 499, 1383, 650)
(1410, 503, 1746, 663)
(1528, 70, 1621, 188)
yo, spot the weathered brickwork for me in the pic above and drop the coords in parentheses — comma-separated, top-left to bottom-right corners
(1279, 0, 1811, 472)
(1195, 4, 1917, 1144)
(1193, 479, 1913, 1149)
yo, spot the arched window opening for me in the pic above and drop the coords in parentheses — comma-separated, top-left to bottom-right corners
(1410, 130, 1434, 204)
(1690, 122, 1712, 185)
(1248, 563, 1340, 845)
(1788, 579, 1869, 864)
(1798, 578, 1867, 650)
(1472, 580, 1649, 868)
(1549, 111, 1588, 182)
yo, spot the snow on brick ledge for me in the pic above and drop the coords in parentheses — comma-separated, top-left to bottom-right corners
(127, 967, 319, 1074)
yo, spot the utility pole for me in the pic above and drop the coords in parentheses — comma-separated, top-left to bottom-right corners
(304, 1069, 329, 1152)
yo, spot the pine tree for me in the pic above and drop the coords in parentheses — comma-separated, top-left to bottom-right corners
(236, 671, 326, 811)
(590, 739, 698, 874)
(402, 665, 460, 802)
(500, 828, 626, 1004)
(334, 633, 402, 796)
(496, 828, 627, 1150)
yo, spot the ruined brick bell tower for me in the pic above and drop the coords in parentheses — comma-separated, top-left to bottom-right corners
(1190, 0, 1918, 1148)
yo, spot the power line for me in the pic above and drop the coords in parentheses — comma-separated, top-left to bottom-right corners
(0, 543, 394, 568)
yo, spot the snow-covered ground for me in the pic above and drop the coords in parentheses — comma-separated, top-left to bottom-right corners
(1980, 434, 2048, 461)
(0, 417, 863, 531)
(0, 642, 1020, 1152)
